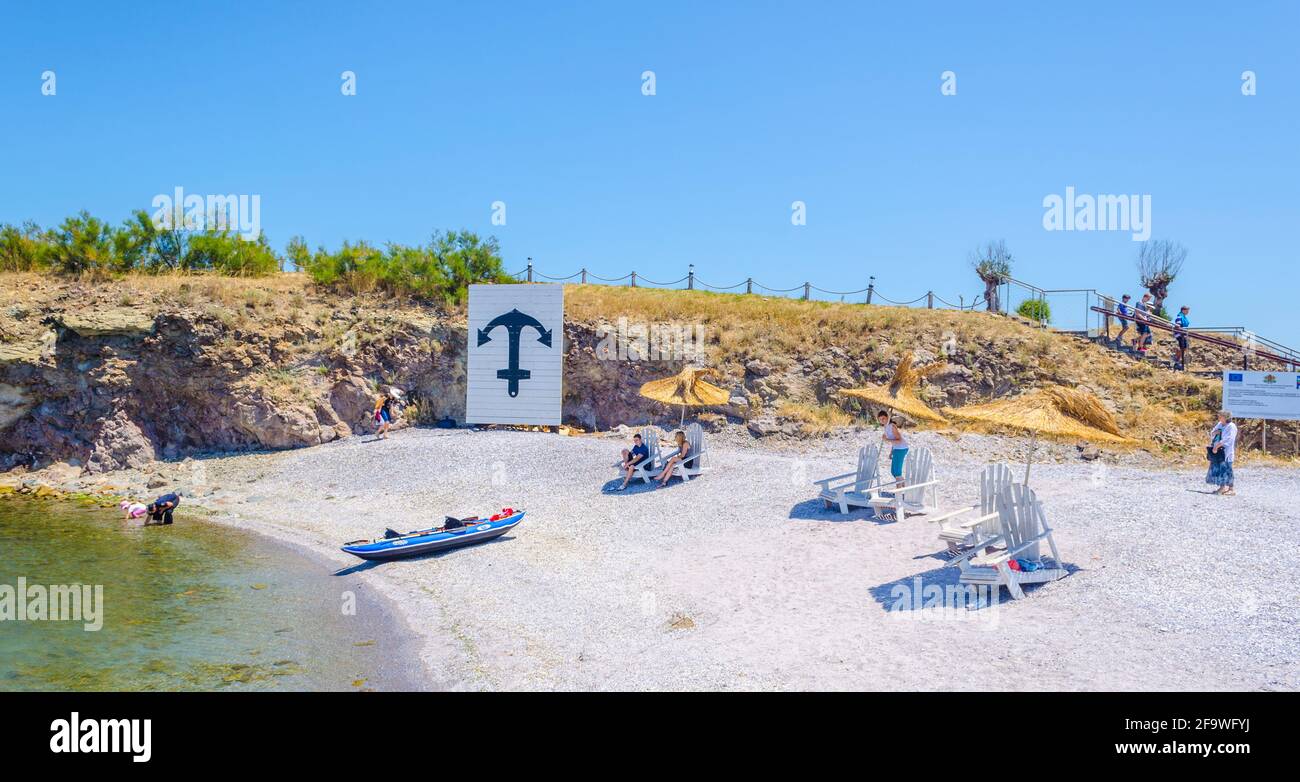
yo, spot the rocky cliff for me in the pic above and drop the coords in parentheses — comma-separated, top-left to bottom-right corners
(2, 273, 1294, 472)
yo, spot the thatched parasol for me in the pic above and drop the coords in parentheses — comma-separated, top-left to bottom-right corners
(639, 366, 730, 424)
(943, 385, 1136, 483)
(838, 352, 948, 424)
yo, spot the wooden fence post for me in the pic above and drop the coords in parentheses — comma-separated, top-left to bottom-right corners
(580, 268, 587, 284)
(927, 291, 934, 309)
(631, 272, 637, 288)
(746, 278, 753, 294)
(866, 276, 875, 305)
(526, 259, 533, 282)
(687, 264, 694, 290)
(802, 282, 810, 300)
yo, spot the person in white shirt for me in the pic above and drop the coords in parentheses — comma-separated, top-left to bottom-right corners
(877, 410, 909, 492)
(1207, 409, 1238, 495)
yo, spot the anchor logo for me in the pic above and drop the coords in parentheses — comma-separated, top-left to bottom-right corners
(476, 308, 553, 397)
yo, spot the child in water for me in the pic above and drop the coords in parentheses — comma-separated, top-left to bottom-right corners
(119, 499, 148, 521)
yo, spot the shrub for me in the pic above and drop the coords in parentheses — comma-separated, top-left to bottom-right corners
(0, 222, 52, 272)
(1016, 298, 1052, 323)
(47, 211, 123, 274)
(1, 209, 282, 277)
(293, 230, 510, 304)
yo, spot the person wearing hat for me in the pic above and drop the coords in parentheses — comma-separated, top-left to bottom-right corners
(1173, 305, 1191, 370)
(1114, 294, 1133, 348)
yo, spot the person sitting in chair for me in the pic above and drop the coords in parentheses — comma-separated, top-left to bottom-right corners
(655, 430, 691, 488)
(614, 433, 651, 491)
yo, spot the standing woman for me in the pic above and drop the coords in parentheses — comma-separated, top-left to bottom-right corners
(878, 410, 909, 492)
(1207, 409, 1238, 495)
(374, 391, 393, 440)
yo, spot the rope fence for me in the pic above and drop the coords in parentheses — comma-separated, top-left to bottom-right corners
(508, 261, 993, 312)
(505, 261, 1300, 368)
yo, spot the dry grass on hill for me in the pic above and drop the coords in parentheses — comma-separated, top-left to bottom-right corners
(3, 273, 1294, 460)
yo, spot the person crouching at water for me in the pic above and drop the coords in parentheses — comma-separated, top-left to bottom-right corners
(119, 499, 147, 521)
(1207, 410, 1238, 496)
(146, 492, 180, 525)
(614, 432, 651, 491)
(655, 430, 690, 488)
(878, 410, 908, 493)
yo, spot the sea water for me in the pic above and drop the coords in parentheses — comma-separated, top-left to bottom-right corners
(0, 498, 424, 691)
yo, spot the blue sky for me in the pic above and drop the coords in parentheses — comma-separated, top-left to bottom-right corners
(2, 1, 1296, 340)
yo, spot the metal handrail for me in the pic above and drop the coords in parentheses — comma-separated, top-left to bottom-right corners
(1091, 306, 1299, 369)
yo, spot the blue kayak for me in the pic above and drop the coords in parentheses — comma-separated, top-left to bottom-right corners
(341, 510, 525, 561)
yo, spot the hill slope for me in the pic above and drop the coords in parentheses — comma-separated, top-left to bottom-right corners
(0, 273, 1292, 472)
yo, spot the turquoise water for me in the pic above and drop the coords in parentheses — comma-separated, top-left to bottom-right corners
(0, 498, 423, 691)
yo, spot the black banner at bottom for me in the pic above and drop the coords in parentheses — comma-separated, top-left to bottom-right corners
(0, 691, 1284, 769)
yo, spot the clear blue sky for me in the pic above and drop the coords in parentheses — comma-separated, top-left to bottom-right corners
(2, 2, 1296, 340)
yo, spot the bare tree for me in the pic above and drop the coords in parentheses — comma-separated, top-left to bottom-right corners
(1136, 239, 1187, 315)
(970, 240, 1012, 312)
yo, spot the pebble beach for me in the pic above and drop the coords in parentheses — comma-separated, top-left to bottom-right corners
(149, 426, 1300, 692)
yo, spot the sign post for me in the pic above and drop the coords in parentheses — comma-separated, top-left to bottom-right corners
(1222, 371, 1300, 455)
(467, 284, 563, 426)
(1221, 371, 1300, 422)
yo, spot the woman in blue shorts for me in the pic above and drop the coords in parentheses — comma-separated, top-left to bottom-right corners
(877, 410, 909, 491)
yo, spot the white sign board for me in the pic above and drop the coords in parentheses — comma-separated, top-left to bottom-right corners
(466, 284, 563, 425)
(1222, 370, 1300, 421)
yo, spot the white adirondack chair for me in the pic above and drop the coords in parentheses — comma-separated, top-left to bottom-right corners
(654, 423, 707, 482)
(616, 427, 663, 484)
(927, 463, 1014, 554)
(813, 445, 885, 514)
(947, 482, 1067, 600)
(867, 446, 940, 520)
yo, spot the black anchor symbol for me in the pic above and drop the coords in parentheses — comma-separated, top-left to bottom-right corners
(476, 309, 553, 397)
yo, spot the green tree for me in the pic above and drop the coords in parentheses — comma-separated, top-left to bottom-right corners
(48, 211, 121, 274)
(1016, 298, 1052, 324)
(0, 222, 53, 272)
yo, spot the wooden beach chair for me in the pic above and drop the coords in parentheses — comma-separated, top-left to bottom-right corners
(947, 483, 1067, 600)
(617, 427, 663, 484)
(926, 463, 1014, 554)
(867, 446, 940, 520)
(813, 444, 885, 514)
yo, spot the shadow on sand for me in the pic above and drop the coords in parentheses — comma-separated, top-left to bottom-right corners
(600, 477, 691, 495)
(786, 498, 891, 524)
(869, 561, 1083, 612)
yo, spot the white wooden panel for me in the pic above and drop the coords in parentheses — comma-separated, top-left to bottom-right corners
(466, 284, 564, 425)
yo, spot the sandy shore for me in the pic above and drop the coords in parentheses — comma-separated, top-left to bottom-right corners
(125, 425, 1295, 692)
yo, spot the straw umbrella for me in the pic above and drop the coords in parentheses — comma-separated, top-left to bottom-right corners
(943, 385, 1135, 484)
(838, 351, 948, 425)
(639, 366, 730, 425)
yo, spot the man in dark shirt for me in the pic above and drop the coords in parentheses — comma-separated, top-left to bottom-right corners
(614, 433, 652, 491)
(147, 492, 180, 525)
